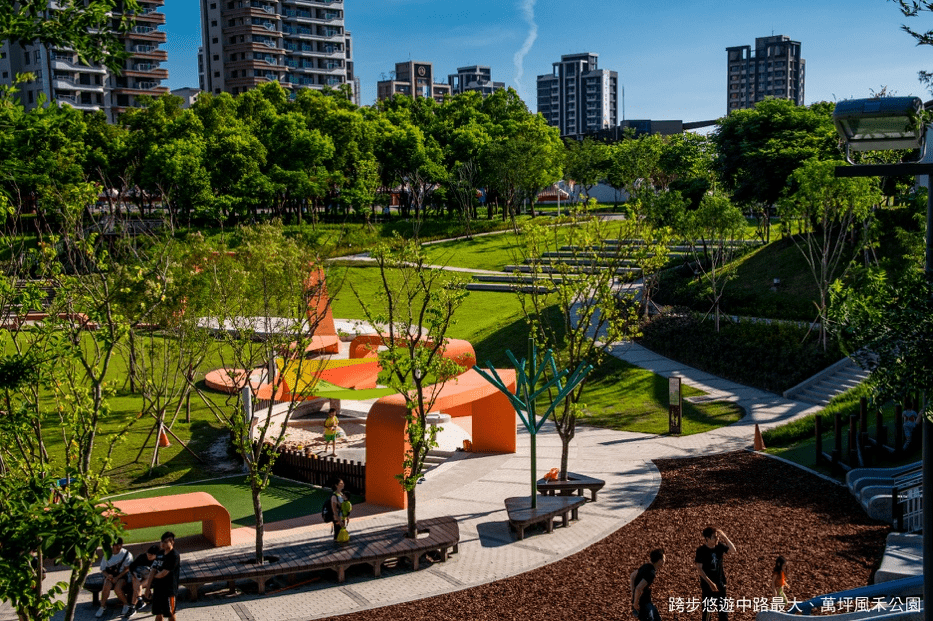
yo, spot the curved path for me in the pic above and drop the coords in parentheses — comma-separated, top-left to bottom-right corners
(25, 343, 824, 621)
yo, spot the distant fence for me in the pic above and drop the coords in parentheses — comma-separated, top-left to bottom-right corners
(256, 443, 366, 496)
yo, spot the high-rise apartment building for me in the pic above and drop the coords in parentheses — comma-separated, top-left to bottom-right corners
(536, 53, 618, 139)
(200, 0, 353, 100)
(0, 0, 169, 122)
(377, 61, 451, 103)
(726, 35, 805, 113)
(447, 65, 505, 97)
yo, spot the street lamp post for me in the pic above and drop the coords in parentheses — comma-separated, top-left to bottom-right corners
(833, 96, 930, 616)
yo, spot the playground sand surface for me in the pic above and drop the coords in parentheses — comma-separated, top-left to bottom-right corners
(326, 451, 889, 621)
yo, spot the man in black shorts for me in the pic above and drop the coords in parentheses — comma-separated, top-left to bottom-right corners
(631, 548, 665, 621)
(125, 545, 159, 618)
(695, 527, 736, 621)
(149, 532, 180, 621)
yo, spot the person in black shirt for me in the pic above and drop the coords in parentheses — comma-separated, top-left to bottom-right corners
(631, 548, 666, 621)
(695, 527, 736, 621)
(126, 545, 160, 618)
(150, 532, 180, 621)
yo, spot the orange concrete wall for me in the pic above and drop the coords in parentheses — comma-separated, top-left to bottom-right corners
(111, 492, 232, 547)
(364, 369, 516, 509)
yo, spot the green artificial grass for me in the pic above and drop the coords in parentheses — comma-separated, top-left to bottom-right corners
(105, 475, 358, 544)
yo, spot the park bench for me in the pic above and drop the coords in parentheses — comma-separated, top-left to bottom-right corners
(536, 471, 606, 502)
(112, 492, 233, 548)
(504, 495, 586, 541)
(85, 516, 459, 604)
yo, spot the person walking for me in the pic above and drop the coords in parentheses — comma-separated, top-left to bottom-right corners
(150, 532, 180, 621)
(96, 538, 133, 618)
(695, 527, 736, 621)
(631, 548, 666, 621)
(772, 556, 789, 605)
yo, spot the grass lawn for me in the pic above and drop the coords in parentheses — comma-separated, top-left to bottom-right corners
(3, 331, 236, 492)
(105, 475, 360, 544)
(577, 356, 744, 435)
(421, 230, 526, 271)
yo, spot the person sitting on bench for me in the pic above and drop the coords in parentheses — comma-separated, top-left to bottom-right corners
(96, 538, 133, 618)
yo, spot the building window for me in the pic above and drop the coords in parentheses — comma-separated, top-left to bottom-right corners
(1, 72, 5, 79)
(212, 37, 219, 44)
(28, 91, 34, 104)
(34, 50, 40, 63)
(210, 2, 216, 7)
(212, 20, 218, 27)
(229, 36, 236, 43)
(214, 71, 220, 77)
(213, 55, 219, 61)
(214, 88, 221, 93)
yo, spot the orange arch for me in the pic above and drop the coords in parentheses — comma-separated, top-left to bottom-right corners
(349, 333, 477, 370)
(365, 368, 517, 509)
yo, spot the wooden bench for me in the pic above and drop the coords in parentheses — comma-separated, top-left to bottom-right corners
(536, 472, 606, 502)
(504, 495, 585, 541)
(112, 492, 232, 548)
(85, 516, 459, 603)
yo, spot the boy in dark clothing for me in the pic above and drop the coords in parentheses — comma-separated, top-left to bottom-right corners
(125, 545, 160, 618)
(631, 548, 666, 621)
(695, 527, 737, 621)
(150, 532, 180, 621)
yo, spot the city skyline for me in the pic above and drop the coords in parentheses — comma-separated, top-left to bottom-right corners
(161, 0, 931, 122)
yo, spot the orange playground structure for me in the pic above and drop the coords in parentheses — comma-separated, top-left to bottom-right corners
(112, 492, 232, 547)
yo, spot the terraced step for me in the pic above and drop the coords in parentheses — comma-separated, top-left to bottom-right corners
(465, 282, 552, 294)
(503, 264, 639, 275)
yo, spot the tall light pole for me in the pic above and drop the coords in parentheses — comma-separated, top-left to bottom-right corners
(833, 96, 930, 616)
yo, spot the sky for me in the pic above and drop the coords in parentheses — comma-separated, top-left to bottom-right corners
(162, 0, 933, 122)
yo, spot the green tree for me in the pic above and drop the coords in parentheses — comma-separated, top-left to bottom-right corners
(605, 134, 663, 211)
(515, 204, 641, 477)
(711, 98, 837, 226)
(780, 159, 880, 350)
(686, 191, 747, 332)
(350, 239, 467, 538)
(188, 223, 335, 565)
(563, 138, 610, 201)
(1, 0, 142, 72)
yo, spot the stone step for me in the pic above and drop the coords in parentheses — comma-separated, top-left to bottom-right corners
(525, 257, 639, 267)
(503, 264, 639, 275)
(472, 274, 582, 284)
(465, 283, 552, 294)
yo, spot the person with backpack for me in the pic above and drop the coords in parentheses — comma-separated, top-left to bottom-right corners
(322, 477, 351, 542)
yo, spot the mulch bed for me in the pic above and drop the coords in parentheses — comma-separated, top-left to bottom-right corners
(326, 451, 889, 621)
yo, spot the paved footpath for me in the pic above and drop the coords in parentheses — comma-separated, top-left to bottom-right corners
(6, 345, 821, 621)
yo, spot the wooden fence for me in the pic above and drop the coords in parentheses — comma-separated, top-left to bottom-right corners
(256, 444, 366, 496)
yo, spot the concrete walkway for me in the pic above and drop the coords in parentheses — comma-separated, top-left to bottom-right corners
(8, 344, 825, 621)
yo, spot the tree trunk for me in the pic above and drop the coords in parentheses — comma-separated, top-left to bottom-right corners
(406, 488, 417, 539)
(252, 487, 264, 565)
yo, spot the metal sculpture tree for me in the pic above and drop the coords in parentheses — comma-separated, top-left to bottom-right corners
(474, 341, 591, 508)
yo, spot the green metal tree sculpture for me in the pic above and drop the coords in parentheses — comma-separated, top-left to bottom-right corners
(474, 341, 592, 508)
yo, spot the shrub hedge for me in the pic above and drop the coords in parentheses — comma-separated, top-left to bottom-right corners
(637, 311, 843, 394)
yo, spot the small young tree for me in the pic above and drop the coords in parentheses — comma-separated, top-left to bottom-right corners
(350, 239, 467, 538)
(780, 159, 880, 350)
(189, 223, 334, 564)
(515, 204, 641, 478)
(686, 191, 747, 332)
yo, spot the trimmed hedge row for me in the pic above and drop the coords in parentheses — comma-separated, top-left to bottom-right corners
(637, 311, 843, 394)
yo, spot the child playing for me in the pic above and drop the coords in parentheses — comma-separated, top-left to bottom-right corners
(323, 408, 342, 456)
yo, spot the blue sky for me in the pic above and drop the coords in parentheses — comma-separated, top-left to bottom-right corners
(163, 0, 932, 122)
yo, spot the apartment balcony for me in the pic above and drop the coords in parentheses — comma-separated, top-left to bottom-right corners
(124, 68, 169, 80)
(129, 10, 166, 25)
(51, 58, 108, 74)
(53, 77, 105, 92)
(112, 85, 169, 97)
(128, 27, 166, 43)
(129, 47, 168, 61)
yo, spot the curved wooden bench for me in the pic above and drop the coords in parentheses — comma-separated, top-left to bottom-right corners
(505, 495, 585, 541)
(112, 492, 232, 547)
(536, 471, 606, 502)
(84, 516, 459, 603)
